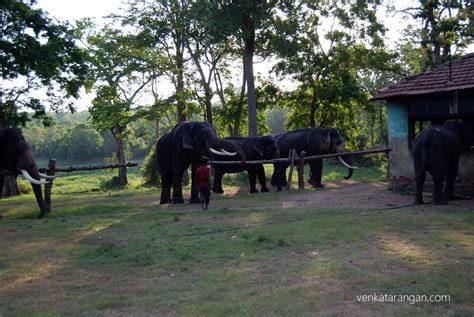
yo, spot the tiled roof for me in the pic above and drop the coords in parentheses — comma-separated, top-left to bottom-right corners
(373, 53, 474, 100)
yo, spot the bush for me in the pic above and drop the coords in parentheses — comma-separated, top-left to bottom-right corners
(141, 143, 159, 186)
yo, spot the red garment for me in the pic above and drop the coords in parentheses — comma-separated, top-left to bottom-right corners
(196, 165, 211, 185)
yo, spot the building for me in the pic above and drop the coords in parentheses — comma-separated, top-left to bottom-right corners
(373, 53, 474, 194)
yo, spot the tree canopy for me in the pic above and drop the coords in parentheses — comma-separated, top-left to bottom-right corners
(0, 0, 88, 127)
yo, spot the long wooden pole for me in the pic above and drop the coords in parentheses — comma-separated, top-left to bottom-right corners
(210, 148, 391, 165)
(44, 159, 56, 213)
(286, 149, 297, 190)
(297, 151, 306, 189)
(38, 162, 138, 173)
(1, 162, 138, 176)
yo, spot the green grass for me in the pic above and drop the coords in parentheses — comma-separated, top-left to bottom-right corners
(1, 160, 472, 316)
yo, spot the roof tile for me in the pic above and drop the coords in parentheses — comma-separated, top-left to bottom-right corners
(374, 53, 474, 100)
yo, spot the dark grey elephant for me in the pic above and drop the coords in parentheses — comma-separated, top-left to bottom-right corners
(271, 128, 356, 191)
(212, 135, 279, 194)
(0, 128, 54, 218)
(410, 121, 474, 205)
(156, 121, 246, 204)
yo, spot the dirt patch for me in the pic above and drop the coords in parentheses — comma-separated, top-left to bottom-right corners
(212, 180, 474, 211)
(277, 180, 408, 209)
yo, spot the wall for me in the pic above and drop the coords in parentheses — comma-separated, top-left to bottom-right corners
(387, 101, 414, 191)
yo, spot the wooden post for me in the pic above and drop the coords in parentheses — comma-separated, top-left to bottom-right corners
(286, 149, 297, 190)
(297, 151, 306, 189)
(44, 158, 56, 213)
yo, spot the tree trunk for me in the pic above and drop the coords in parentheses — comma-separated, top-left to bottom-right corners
(205, 89, 213, 125)
(2, 176, 19, 197)
(309, 87, 318, 128)
(112, 126, 128, 186)
(244, 20, 258, 137)
(176, 43, 186, 123)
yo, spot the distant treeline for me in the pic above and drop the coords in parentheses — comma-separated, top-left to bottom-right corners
(22, 111, 157, 162)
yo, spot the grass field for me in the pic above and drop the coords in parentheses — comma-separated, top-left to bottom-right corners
(0, 160, 473, 316)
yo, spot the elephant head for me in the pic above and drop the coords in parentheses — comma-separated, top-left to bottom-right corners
(321, 128, 357, 179)
(253, 136, 279, 160)
(0, 128, 53, 218)
(181, 122, 247, 161)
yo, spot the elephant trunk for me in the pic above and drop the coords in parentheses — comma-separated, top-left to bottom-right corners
(18, 149, 47, 218)
(338, 155, 355, 180)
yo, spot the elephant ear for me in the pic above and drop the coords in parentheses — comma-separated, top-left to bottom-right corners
(183, 131, 194, 150)
(254, 142, 264, 157)
(322, 131, 331, 150)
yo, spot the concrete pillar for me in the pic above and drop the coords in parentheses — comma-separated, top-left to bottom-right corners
(387, 102, 414, 190)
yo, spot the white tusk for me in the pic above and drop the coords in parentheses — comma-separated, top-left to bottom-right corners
(220, 148, 237, 156)
(209, 147, 224, 155)
(38, 172, 56, 179)
(20, 169, 50, 185)
(209, 147, 237, 156)
(338, 157, 358, 169)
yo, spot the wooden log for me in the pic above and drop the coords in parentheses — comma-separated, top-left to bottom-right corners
(44, 159, 56, 213)
(210, 148, 391, 165)
(286, 149, 297, 191)
(38, 162, 138, 173)
(0, 169, 16, 177)
(297, 151, 306, 189)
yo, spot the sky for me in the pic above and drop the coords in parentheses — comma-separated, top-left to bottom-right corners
(33, 0, 472, 111)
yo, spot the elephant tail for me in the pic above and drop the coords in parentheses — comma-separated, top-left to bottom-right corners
(403, 143, 428, 188)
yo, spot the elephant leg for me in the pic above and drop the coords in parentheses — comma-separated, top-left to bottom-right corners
(160, 169, 172, 204)
(309, 159, 324, 188)
(414, 171, 425, 205)
(271, 163, 280, 187)
(444, 159, 459, 201)
(271, 163, 286, 191)
(212, 168, 225, 194)
(432, 173, 447, 205)
(256, 165, 269, 192)
(172, 167, 185, 204)
(248, 169, 259, 193)
(189, 162, 200, 203)
(281, 165, 289, 186)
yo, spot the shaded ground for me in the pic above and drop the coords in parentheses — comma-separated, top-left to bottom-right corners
(0, 180, 473, 316)
(209, 180, 473, 212)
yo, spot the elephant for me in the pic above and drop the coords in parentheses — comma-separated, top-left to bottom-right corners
(0, 128, 54, 218)
(212, 135, 279, 194)
(409, 121, 474, 205)
(156, 121, 246, 204)
(271, 127, 356, 191)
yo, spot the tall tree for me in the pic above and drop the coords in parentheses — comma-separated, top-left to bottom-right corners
(184, 0, 232, 125)
(125, 0, 193, 123)
(398, 0, 474, 70)
(270, 0, 389, 144)
(0, 0, 88, 127)
(86, 26, 162, 185)
(209, 0, 278, 137)
(1, 0, 87, 197)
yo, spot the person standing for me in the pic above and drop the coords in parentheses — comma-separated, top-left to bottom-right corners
(195, 157, 212, 210)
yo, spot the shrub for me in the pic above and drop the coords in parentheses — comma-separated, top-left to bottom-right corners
(141, 143, 159, 185)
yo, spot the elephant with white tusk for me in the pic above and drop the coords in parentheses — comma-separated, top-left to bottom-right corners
(271, 127, 357, 191)
(0, 128, 51, 218)
(212, 135, 280, 194)
(156, 121, 246, 204)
